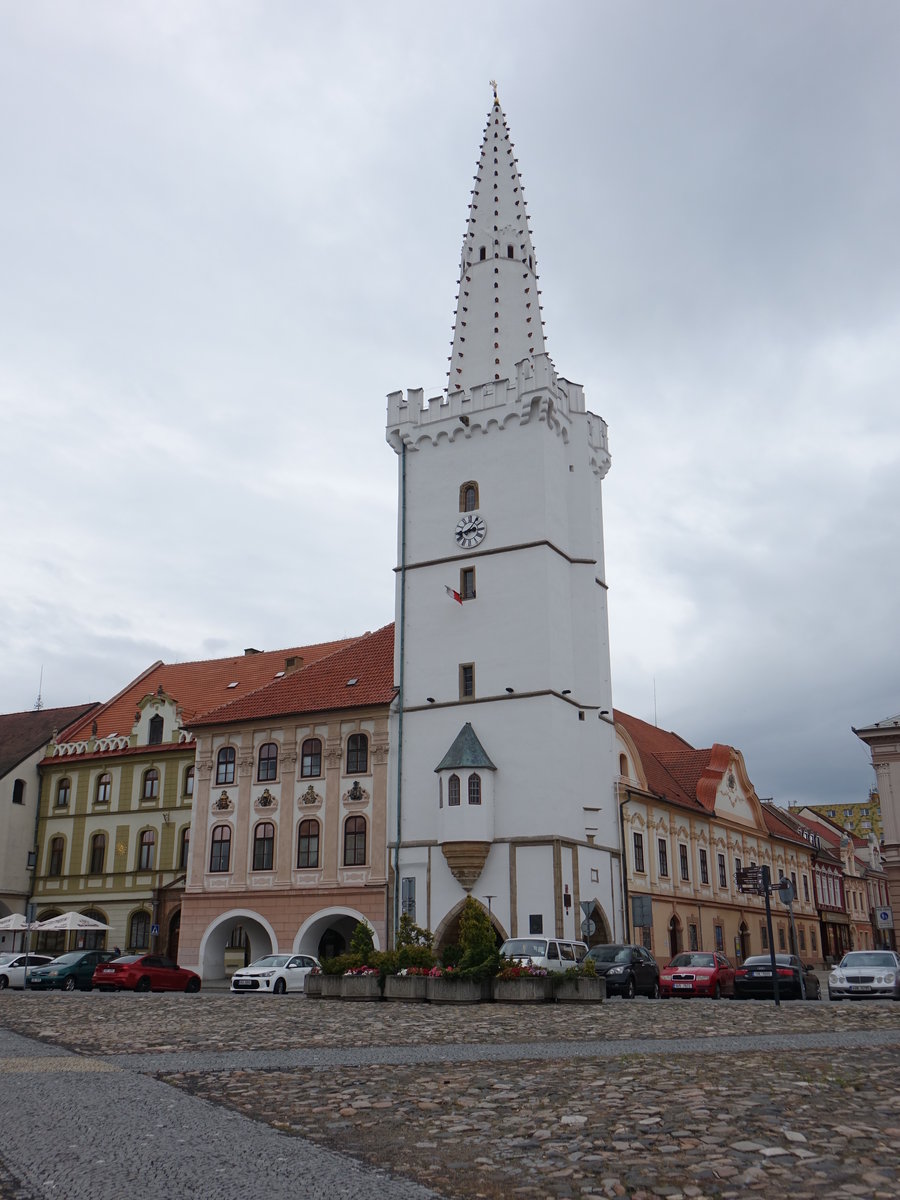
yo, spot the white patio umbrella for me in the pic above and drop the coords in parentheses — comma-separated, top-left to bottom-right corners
(35, 912, 110, 931)
(0, 914, 35, 931)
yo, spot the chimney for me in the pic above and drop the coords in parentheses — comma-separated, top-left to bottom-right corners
(244, 648, 261, 656)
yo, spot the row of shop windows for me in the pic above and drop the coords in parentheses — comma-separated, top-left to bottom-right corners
(632, 832, 812, 902)
(208, 816, 366, 872)
(51, 734, 372, 810)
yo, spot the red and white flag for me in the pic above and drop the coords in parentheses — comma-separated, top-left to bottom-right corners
(445, 585, 462, 605)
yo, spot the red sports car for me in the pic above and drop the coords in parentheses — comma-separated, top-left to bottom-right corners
(92, 954, 201, 993)
(659, 951, 735, 998)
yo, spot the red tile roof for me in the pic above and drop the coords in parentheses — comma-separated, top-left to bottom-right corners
(614, 709, 705, 811)
(192, 623, 396, 727)
(55, 637, 359, 744)
(0, 704, 99, 776)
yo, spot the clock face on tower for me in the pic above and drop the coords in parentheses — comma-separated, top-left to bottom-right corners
(455, 513, 487, 549)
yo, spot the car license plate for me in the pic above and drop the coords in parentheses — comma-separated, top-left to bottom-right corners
(751, 970, 771, 977)
(674, 983, 693, 989)
(100, 968, 115, 974)
(850, 984, 869, 991)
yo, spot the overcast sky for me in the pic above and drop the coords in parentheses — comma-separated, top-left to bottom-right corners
(2, 1, 898, 810)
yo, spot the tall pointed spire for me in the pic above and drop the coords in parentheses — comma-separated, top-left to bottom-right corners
(448, 85, 546, 393)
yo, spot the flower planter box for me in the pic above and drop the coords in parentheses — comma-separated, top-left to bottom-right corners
(493, 977, 553, 1003)
(384, 974, 429, 1002)
(553, 977, 606, 1003)
(319, 974, 344, 999)
(426, 977, 489, 1004)
(304, 973, 323, 999)
(340, 974, 382, 1001)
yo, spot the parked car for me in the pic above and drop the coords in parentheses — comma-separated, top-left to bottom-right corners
(93, 954, 201, 992)
(828, 950, 900, 1001)
(498, 938, 588, 974)
(28, 950, 115, 991)
(230, 953, 321, 994)
(659, 951, 734, 998)
(0, 952, 55, 990)
(584, 944, 660, 998)
(733, 954, 821, 1000)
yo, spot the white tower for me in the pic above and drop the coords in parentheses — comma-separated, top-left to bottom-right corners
(386, 88, 622, 949)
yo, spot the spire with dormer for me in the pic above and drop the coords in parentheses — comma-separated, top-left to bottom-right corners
(448, 84, 547, 394)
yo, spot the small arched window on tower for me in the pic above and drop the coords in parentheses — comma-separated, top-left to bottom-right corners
(479, 245, 486, 260)
(507, 244, 514, 258)
(459, 481, 479, 513)
(468, 774, 482, 806)
(448, 775, 461, 807)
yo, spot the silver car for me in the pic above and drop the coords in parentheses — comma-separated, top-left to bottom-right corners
(828, 950, 900, 1000)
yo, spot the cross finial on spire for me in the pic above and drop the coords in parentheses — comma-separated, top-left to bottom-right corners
(490, 79, 499, 106)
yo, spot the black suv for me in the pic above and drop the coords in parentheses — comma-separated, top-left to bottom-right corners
(585, 943, 660, 998)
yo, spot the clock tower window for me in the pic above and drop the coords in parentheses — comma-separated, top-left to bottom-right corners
(459, 481, 479, 512)
(460, 567, 476, 601)
(459, 663, 475, 700)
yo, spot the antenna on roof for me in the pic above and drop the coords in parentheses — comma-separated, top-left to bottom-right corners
(33, 665, 44, 712)
(653, 677, 657, 727)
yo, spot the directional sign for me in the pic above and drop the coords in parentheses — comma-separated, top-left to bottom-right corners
(875, 908, 893, 929)
(735, 867, 766, 895)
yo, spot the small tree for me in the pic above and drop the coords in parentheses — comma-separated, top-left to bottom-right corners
(348, 920, 375, 962)
(396, 913, 433, 950)
(456, 896, 500, 980)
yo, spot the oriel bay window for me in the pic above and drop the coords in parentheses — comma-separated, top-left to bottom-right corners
(343, 815, 366, 866)
(448, 774, 461, 806)
(209, 824, 232, 872)
(467, 773, 482, 805)
(253, 821, 275, 871)
(297, 819, 320, 869)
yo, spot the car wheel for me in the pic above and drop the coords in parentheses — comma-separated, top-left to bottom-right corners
(135, 976, 152, 993)
(273, 978, 286, 995)
(184, 978, 200, 994)
(0, 976, 8, 990)
(624, 976, 636, 999)
(64, 976, 76, 992)
(650, 981, 660, 999)
(713, 983, 721, 1000)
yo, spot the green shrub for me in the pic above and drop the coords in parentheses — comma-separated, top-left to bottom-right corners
(396, 913, 433, 950)
(349, 920, 375, 959)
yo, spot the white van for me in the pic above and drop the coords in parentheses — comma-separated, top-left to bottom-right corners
(499, 937, 588, 973)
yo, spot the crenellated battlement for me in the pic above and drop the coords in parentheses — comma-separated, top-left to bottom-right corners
(387, 352, 608, 460)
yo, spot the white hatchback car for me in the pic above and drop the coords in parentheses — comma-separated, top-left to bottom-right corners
(0, 952, 55, 989)
(230, 953, 320, 995)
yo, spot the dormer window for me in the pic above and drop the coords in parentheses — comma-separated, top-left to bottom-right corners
(148, 714, 163, 745)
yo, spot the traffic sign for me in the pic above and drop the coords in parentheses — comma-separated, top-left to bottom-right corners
(776, 879, 795, 906)
(581, 919, 596, 938)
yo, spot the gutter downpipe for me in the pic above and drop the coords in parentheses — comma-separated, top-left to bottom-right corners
(392, 442, 407, 946)
(619, 784, 631, 942)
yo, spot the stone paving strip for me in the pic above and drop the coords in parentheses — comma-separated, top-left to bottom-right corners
(2, 994, 900, 1200)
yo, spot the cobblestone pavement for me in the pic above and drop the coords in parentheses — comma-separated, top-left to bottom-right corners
(2, 992, 900, 1200)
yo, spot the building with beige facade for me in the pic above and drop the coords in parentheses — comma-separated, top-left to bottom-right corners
(616, 710, 823, 966)
(32, 641, 348, 958)
(179, 624, 394, 982)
